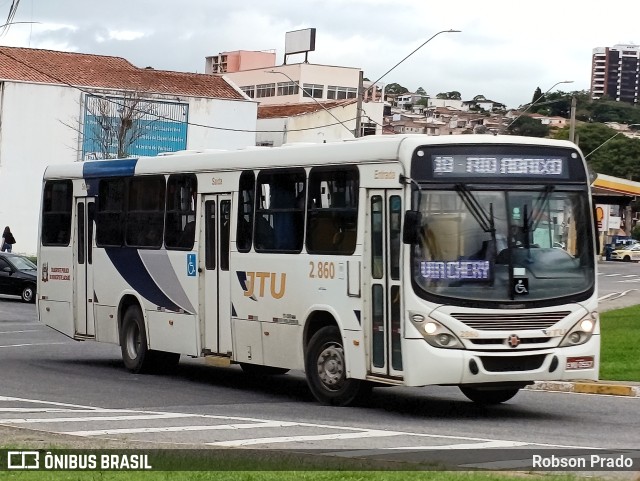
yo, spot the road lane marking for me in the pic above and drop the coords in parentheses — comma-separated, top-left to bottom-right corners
(326, 440, 529, 457)
(0, 395, 620, 452)
(209, 430, 403, 447)
(598, 288, 639, 301)
(65, 420, 299, 436)
(0, 342, 67, 348)
(0, 413, 196, 424)
(0, 329, 45, 334)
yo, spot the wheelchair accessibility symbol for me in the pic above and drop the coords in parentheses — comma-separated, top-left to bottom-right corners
(187, 254, 197, 277)
(512, 278, 529, 295)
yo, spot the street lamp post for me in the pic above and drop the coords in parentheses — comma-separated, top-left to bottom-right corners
(355, 28, 461, 137)
(506, 80, 574, 131)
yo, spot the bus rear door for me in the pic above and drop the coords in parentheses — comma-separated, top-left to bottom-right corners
(366, 190, 403, 379)
(74, 197, 95, 337)
(200, 194, 232, 355)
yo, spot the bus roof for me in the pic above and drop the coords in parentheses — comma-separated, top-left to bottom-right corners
(43, 134, 583, 180)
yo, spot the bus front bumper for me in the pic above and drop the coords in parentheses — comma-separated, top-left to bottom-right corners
(401, 336, 600, 387)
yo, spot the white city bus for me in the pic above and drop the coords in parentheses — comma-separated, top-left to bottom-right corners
(37, 135, 599, 406)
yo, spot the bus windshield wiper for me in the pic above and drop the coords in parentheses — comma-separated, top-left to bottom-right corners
(527, 185, 555, 232)
(454, 184, 495, 234)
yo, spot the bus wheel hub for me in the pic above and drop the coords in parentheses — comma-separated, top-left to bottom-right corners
(317, 345, 345, 387)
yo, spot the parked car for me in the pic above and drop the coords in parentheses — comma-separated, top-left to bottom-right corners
(0, 253, 37, 302)
(610, 243, 640, 262)
(613, 239, 638, 249)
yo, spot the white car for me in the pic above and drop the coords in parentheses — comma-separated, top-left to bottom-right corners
(610, 243, 640, 262)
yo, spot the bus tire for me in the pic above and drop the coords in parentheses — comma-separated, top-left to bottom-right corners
(240, 363, 289, 377)
(120, 305, 154, 374)
(305, 326, 371, 406)
(459, 386, 520, 405)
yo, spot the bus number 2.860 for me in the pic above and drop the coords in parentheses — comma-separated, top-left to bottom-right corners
(309, 261, 335, 279)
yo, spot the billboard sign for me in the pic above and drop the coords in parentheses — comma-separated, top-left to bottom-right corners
(82, 95, 188, 160)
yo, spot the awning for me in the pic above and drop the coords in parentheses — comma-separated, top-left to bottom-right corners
(591, 173, 640, 205)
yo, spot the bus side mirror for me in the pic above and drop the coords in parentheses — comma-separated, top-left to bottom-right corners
(403, 211, 422, 244)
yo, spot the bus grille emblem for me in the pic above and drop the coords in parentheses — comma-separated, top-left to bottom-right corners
(508, 334, 520, 348)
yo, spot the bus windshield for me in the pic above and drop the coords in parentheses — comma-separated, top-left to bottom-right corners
(411, 187, 595, 305)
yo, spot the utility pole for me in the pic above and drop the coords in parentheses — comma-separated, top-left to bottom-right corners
(354, 71, 364, 138)
(569, 96, 577, 144)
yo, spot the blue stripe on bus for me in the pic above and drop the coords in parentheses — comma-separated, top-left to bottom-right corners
(82, 158, 138, 178)
(105, 247, 181, 312)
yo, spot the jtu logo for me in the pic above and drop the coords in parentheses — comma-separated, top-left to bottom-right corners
(239, 272, 286, 299)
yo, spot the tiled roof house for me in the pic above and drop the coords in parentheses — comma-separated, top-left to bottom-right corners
(0, 46, 258, 254)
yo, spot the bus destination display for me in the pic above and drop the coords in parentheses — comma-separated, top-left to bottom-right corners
(432, 155, 568, 179)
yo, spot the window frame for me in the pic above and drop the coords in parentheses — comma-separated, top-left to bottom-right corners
(164, 174, 197, 251)
(41, 180, 73, 247)
(254, 168, 306, 253)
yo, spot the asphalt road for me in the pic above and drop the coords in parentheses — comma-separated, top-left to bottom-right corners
(598, 260, 640, 310)
(0, 294, 638, 475)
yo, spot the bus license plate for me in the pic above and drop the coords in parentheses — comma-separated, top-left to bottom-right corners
(566, 356, 594, 370)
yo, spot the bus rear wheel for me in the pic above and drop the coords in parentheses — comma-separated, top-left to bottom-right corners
(305, 326, 370, 406)
(120, 305, 179, 374)
(459, 386, 520, 405)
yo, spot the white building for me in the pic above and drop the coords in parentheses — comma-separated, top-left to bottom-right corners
(256, 100, 384, 146)
(209, 51, 385, 141)
(0, 46, 258, 255)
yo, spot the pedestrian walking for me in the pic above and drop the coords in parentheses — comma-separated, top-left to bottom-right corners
(1, 226, 16, 252)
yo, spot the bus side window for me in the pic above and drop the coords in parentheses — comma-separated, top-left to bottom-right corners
(255, 169, 305, 253)
(125, 176, 165, 249)
(306, 166, 359, 255)
(41, 180, 73, 246)
(236, 171, 255, 253)
(165, 174, 197, 250)
(96, 178, 125, 247)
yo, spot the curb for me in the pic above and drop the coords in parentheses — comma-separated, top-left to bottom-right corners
(527, 381, 640, 397)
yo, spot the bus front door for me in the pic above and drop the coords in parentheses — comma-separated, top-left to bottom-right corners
(74, 198, 95, 337)
(366, 190, 403, 379)
(201, 194, 232, 355)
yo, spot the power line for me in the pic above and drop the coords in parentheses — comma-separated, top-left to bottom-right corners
(0, 48, 359, 134)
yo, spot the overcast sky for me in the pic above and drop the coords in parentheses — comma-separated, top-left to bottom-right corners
(2, 0, 639, 108)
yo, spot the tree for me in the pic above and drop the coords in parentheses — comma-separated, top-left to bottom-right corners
(507, 116, 549, 137)
(531, 87, 543, 105)
(436, 91, 461, 100)
(385, 83, 409, 95)
(416, 87, 427, 95)
(554, 122, 640, 180)
(83, 91, 164, 159)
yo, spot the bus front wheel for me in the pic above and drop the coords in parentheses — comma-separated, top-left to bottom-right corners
(459, 386, 520, 405)
(305, 326, 371, 406)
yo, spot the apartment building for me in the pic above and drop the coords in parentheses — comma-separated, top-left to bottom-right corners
(591, 44, 640, 104)
(205, 49, 384, 140)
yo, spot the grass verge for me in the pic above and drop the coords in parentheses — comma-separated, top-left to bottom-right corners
(599, 304, 640, 381)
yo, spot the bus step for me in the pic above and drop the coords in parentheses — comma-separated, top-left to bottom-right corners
(204, 355, 232, 367)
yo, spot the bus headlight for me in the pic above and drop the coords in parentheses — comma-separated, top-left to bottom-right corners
(411, 315, 463, 349)
(560, 312, 598, 347)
